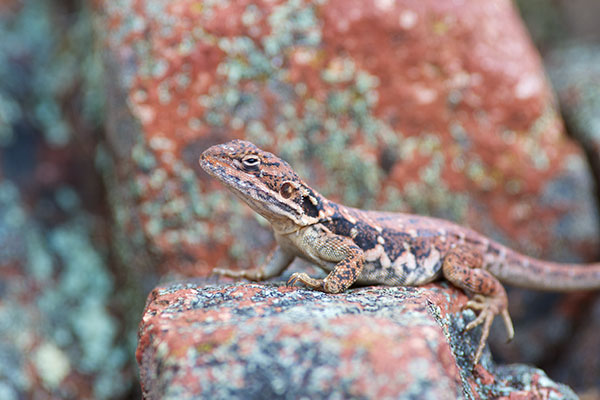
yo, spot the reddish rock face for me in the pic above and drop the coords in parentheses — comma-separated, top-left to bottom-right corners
(136, 281, 577, 399)
(99, 0, 598, 279)
(98, 0, 600, 395)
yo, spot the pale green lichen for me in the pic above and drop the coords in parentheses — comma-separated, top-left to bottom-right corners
(132, 140, 158, 171)
(0, 178, 131, 399)
(25, 230, 53, 282)
(32, 342, 71, 389)
(0, 94, 19, 145)
(0, 382, 17, 400)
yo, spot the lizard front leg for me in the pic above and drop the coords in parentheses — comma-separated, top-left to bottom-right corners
(442, 246, 514, 365)
(213, 246, 295, 281)
(287, 228, 364, 294)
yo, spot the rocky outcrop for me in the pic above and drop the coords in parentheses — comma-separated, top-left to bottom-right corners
(137, 280, 577, 399)
(0, 1, 136, 399)
(1, 0, 598, 398)
(545, 44, 600, 393)
(98, 0, 598, 279)
(95, 0, 600, 395)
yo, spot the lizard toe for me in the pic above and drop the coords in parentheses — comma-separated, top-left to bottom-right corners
(472, 311, 494, 365)
(462, 293, 514, 365)
(286, 273, 301, 287)
(465, 309, 488, 331)
(502, 309, 514, 342)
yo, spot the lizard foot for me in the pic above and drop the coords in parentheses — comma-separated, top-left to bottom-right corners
(463, 294, 514, 365)
(212, 267, 264, 281)
(286, 272, 324, 290)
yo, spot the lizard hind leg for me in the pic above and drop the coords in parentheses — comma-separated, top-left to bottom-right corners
(442, 247, 514, 365)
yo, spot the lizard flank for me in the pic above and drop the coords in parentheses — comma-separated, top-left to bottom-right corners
(200, 139, 600, 365)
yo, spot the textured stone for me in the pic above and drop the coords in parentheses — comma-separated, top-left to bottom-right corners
(544, 44, 600, 394)
(547, 44, 600, 191)
(99, 0, 598, 280)
(0, 181, 132, 399)
(137, 280, 577, 400)
(97, 0, 600, 394)
(0, 1, 137, 398)
(547, 294, 600, 397)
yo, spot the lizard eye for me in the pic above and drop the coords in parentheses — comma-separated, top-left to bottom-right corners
(242, 155, 261, 170)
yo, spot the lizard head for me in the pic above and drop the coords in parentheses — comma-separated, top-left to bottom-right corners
(200, 140, 326, 229)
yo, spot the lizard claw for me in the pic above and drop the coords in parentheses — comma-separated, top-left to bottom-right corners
(501, 309, 514, 343)
(463, 294, 514, 364)
(287, 272, 301, 287)
(463, 294, 487, 311)
(286, 272, 325, 291)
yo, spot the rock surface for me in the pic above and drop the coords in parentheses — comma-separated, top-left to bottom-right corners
(96, 0, 600, 394)
(137, 280, 577, 400)
(545, 44, 600, 394)
(0, 2, 137, 399)
(98, 0, 598, 280)
(0, 182, 132, 399)
(547, 44, 600, 189)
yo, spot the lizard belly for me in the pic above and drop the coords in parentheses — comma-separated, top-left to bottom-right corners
(296, 244, 444, 287)
(357, 243, 444, 286)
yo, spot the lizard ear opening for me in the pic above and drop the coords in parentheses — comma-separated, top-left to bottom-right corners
(280, 181, 296, 199)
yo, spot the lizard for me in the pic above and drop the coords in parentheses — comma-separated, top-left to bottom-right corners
(200, 139, 600, 365)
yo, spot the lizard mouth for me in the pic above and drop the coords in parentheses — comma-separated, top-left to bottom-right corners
(199, 145, 245, 187)
(199, 151, 246, 194)
(199, 151, 221, 178)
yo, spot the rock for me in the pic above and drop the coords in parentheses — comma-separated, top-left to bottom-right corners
(97, 0, 600, 394)
(549, 294, 600, 395)
(137, 280, 577, 399)
(546, 44, 600, 193)
(0, 1, 138, 398)
(98, 0, 598, 279)
(0, 181, 132, 399)
(544, 43, 600, 393)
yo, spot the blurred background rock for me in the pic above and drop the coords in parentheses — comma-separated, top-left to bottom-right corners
(0, 1, 138, 398)
(0, 0, 599, 398)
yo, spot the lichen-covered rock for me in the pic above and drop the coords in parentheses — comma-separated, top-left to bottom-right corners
(544, 44, 600, 394)
(97, 0, 600, 395)
(137, 280, 577, 400)
(0, 2, 138, 398)
(0, 181, 132, 399)
(98, 0, 598, 281)
(546, 293, 600, 397)
(546, 44, 600, 188)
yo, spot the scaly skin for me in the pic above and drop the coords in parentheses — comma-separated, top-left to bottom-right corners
(200, 139, 600, 365)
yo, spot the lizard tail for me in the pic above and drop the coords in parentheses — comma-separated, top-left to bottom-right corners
(486, 247, 600, 292)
